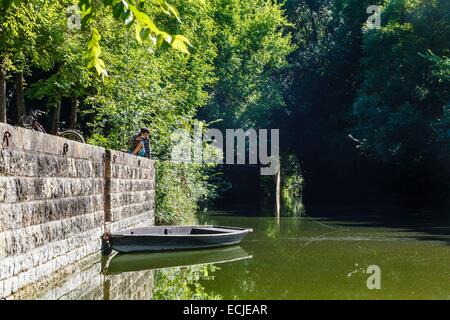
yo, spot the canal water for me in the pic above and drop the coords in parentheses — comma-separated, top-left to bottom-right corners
(17, 209, 450, 300)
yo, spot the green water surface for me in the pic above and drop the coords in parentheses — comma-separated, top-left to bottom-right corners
(188, 211, 450, 299)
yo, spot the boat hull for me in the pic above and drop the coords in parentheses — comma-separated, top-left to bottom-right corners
(109, 225, 252, 253)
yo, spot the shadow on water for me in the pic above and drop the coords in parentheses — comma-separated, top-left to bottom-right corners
(302, 205, 450, 247)
(205, 198, 450, 246)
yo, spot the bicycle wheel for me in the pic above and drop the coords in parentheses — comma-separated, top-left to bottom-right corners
(60, 130, 85, 143)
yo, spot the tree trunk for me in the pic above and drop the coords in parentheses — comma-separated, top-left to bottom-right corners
(69, 97, 78, 129)
(15, 71, 26, 124)
(50, 98, 61, 135)
(275, 167, 281, 218)
(0, 65, 6, 123)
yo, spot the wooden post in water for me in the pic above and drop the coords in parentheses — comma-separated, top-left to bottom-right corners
(275, 159, 281, 220)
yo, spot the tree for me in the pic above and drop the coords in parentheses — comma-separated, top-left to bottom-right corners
(352, 0, 449, 165)
(426, 52, 450, 158)
(0, 0, 39, 122)
(26, 6, 94, 132)
(198, 0, 294, 130)
(0, 0, 77, 123)
(282, 0, 449, 205)
(283, 0, 374, 205)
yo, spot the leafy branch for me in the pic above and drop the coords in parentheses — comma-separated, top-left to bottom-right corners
(80, 0, 192, 76)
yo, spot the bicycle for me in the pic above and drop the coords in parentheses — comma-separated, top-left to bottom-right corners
(21, 109, 85, 144)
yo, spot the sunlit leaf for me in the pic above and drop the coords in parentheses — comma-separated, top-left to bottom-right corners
(171, 35, 191, 54)
(140, 27, 150, 41)
(135, 23, 143, 44)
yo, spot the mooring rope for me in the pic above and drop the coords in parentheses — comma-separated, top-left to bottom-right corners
(290, 210, 351, 255)
(301, 211, 346, 231)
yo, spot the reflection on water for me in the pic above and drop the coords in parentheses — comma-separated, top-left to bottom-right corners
(280, 192, 304, 217)
(16, 210, 450, 300)
(153, 265, 222, 300)
(102, 246, 251, 300)
(103, 246, 252, 274)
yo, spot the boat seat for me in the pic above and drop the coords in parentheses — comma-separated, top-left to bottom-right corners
(190, 228, 229, 235)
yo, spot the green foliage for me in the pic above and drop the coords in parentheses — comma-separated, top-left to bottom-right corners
(86, 27, 106, 76)
(85, 0, 217, 148)
(281, 154, 303, 198)
(5, 0, 448, 210)
(85, 0, 292, 221)
(0, 0, 242, 222)
(75, 1, 219, 225)
(424, 51, 450, 105)
(155, 161, 216, 224)
(426, 52, 450, 156)
(432, 105, 450, 155)
(282, 0, 449, 204)
(281, 0, 375, 203)
(1, 0, 42, 73)
(78, 0, 192, 75)
(352, 0, 450, 164)
(199, 0, 295, 129)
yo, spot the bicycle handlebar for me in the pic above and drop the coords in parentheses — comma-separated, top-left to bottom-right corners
(30, 109, 46, 117)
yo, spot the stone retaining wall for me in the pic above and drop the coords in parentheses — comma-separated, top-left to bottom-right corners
(105, 149, 155, 233)
(0, 123, 155, 298)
